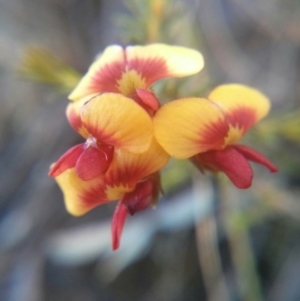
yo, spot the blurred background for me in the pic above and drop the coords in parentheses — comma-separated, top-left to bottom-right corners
(1, 0, 300, 300)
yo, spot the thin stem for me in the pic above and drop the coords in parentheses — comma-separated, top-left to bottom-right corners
(222, 186, 265, 301)
(194, 173, 231, 301)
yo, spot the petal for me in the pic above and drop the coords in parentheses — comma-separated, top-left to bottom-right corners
(69, 44, 204, 102)
(153, 98, 228, 159)
(234, 145, 278, 173)
(209, 84, 271, 139)
(75, 144, 114, 181)
(196, 146, 253, 189)
(126, 44, 204, 87)
(48, 144, 84, 177)
(121, 175, 159, 216)
(80, 93, 153, 153)
(122, 180, 153, 216)
(66, 96, 96, 138)
(54, 168, 109, 216)
(105, 138, 169, 189)
(111, 201, 128, 250)
(68, 45, 124, 101)
(136, 88, 160, 114)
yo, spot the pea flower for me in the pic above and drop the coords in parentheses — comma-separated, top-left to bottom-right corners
(153, 84, 278, 189)
(68, 44, 204, 115)
(53, 139, 169, 250)
(49, 93, 153, 181)
(49, 43, 204, 250)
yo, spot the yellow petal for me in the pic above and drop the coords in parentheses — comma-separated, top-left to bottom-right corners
(69, 44, 204, 102)
(68, 45, 124, 101)
(126, 44, 204, 82)
(209, 84, 270, 135)
(55, 168, 109, 216)
(105, 138, 170, 189)
(81, 93, 153, 153)
(153, 98, 227, 159)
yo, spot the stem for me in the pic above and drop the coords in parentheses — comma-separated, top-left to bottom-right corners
(222, 185, 265, 301)
(194, 174, 231, 301)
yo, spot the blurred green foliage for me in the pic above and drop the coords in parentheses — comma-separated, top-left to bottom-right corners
(19, 46, 81, 93)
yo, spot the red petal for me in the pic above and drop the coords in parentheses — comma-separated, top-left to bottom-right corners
(111, 201, 128, 251)
(198, 146, 253, 189)
(234, 145, 278, 173)
(122, 179, 153, 216)
(48, 144, 84, 177)
(136, 88, 160, 114)
(75, 144, 114, 181)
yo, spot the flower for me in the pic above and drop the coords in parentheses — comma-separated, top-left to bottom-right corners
(153, 84, 278, 188)
(49, 43, 204, 249)
(53, 139, 169, 250)
(49, 92, 153, 181)
(68, 44, 204, 115)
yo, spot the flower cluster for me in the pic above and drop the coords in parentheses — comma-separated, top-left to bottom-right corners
(49, 44, 277, 250)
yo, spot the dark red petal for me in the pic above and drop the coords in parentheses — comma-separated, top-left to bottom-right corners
(48, 144, 84, 177)
(122, 179, 153, 216)
(111, 201, 128, 251)
(75, 145, 114, 181)
(199, 146, 253, 189)
(136, 88, 160, 112)
(234, 145, 278, 173)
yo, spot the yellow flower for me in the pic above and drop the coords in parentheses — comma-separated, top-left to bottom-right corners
(154, 84, 278, 188)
